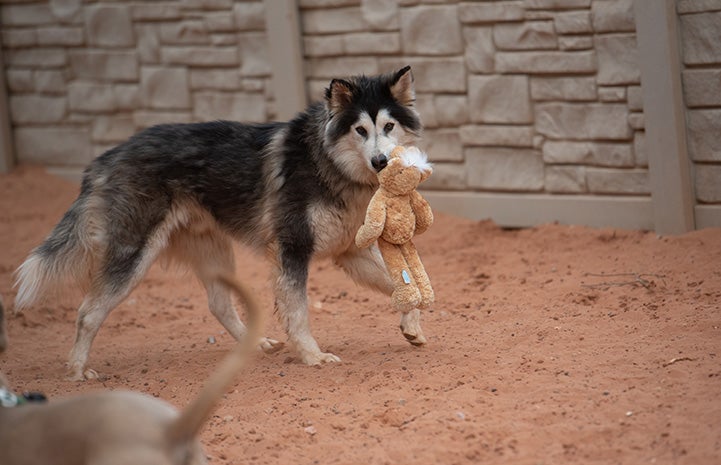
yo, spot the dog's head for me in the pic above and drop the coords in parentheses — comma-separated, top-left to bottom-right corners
(324, 66, 422, 185)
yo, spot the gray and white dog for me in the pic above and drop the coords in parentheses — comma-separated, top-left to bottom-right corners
(14, 66, 428, 380)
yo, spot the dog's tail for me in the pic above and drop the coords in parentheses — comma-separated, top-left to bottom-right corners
(14, 194, 95, 311)
(166, 274, 263, 444)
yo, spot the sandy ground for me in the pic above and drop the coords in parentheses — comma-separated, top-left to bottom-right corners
(1, 165, 720, 465)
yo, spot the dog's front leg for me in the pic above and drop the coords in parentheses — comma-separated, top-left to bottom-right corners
(335, 246, 427, 346)
(272, 264, 340, 365)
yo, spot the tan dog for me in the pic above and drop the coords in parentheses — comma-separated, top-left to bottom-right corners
(0, 275, 261, 465)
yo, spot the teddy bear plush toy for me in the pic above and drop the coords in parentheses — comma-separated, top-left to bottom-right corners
(355, 145, 434, 312)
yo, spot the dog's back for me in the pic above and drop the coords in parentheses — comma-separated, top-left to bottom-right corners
(0, 275, 260, 465)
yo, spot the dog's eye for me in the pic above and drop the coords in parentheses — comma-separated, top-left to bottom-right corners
(384, 122, 394, 133)
(355, 126, 368, 138)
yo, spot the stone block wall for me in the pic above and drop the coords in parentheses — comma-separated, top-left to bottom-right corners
(300, 0, 649, 199)
(678, 1, 721, 204)
(2, 0, 273, 171)
(1, 0, 720, 229)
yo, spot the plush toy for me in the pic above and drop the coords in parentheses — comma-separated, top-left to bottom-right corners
(355, 145, 434, 312)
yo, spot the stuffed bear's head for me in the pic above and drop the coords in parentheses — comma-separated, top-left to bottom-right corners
(377, 146, 432, 195)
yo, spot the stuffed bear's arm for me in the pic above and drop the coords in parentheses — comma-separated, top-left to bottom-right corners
(410, 190, 434, 235)
(355, 192, 387, 248)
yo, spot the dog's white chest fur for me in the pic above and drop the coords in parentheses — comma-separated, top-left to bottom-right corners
(309, 189, 374, 257)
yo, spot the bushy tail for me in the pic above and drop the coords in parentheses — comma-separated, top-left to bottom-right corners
(166, 274, 263, 444)
(14, 196, 94, 312)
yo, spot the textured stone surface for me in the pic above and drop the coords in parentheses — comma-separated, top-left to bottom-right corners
(1, 29, 37, 48)
(68, 82, 116, 112)
(686, 109, 721, 162)
(36, 26, 83, 46)
(467, 148, 544, 191)
(525, 0, 591, 9)
(69, 51, 138, 81)
(190, 69, 241, 90)
(400, 6, 462, 55)
(695, 165, 721, 202)
(6, 70, 34, 92)
(627, 85, 643, 111)
(380, 58, 466, 92)
(598, 86, 626, 102)
(91, 115, 135, 143)
(591, 0, 635, 33)
(496, 51, 596, 74)
(10, 95, 66, 123)
(140, 67, 190, 109)
(159, 20, 210, 45)
(554, 11, 591, 34)
(543, 141, 634, 166)
(595, 34, 640, 85)
(133, 110, 192, 128)
(361, 0, 399, 30)
(530, 76, 596, 101)
(344, 32, 400, 55)
(460, 125, 535, 147)
(6, 48, 67, 68)
(545, 166, 586, 193)
(678, 0, 721, 14)
(302, 7, 367, 34)
(680, 12, 721, 65)
(309, 57, 379, 79)
(420, 163, 467, 190)
(634, 131, 646, 167)
(418, 129, 463, 162)
(434, 95, 469, 126)
(536, 103, 631, 140)
(161, 46, 238, 66)
(131, 3, 182, 20)
(239, 33, 271, 76)
(586, 168, 650, 195)
(234, 2, 265, 31)
(458, 2, 525, 23)
(463, 27, 495, 73)
(49, 0, 83, 23)
(2, 4, 54, 26)
(683, 69, 721, 107)
(493, 21, 557, 50)
(85, 5, 134, 47)
(558, 36, 593, 51)
(15, 127, 92, 165)
(469, 75, 532, 124)
(628, 112, 644, 130)
(193, 92, 266, 122)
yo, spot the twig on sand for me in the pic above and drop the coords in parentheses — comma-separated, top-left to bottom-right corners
(581, 272, 667, 290)
(662, 357, 695, 367)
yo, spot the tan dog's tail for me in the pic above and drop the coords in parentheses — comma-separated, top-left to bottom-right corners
(166, 275, 263, 444)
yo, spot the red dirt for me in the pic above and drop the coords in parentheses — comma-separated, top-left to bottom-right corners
(1, 166, 720, 464)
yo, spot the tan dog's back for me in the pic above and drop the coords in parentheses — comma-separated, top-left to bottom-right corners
(0, 275, 261, 465)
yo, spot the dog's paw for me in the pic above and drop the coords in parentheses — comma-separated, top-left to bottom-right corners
(301, 351, 341, 365)
(400, 309, 427, 347)
(66, 366, 101, 382)
(258, 337, 285, 354)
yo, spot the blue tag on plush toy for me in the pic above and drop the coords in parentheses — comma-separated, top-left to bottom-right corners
(402, 270, 411, 284)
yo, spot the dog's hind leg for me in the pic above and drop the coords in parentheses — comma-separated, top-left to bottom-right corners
(172, 230, 283, 354)
(68, 246, 162, 381)
(335, 245, 427, 346)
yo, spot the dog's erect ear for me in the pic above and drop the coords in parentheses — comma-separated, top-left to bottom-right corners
(325, 78, 354, 114)
(390, 66, 415, 107)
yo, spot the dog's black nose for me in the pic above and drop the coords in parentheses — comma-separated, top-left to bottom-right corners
(371, 154, 388, 172)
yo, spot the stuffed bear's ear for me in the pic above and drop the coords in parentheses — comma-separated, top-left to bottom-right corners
(419, 166, 433, 183)
(325, 78, 354, 114)
(390, 66, 415, 107)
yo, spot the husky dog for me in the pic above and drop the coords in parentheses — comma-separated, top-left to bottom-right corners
(14, 66, 428, 380)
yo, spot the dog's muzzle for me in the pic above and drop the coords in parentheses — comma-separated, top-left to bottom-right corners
(371, 154, 388, 172)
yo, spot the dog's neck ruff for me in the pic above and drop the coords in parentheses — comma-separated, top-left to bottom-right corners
(0, 387, 47, 408)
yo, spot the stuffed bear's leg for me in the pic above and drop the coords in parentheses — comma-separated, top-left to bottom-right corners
(399, 240, 434, 309)
(377, 238, 422, 312)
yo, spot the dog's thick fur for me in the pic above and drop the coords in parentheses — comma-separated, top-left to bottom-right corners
(14, 66, 428, 380)
(0, 275, 261, 465)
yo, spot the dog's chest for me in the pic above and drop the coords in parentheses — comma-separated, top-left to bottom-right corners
(309, 191, 373, 256)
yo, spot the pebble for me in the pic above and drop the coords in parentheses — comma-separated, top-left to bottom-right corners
(304, 426, 317, 435)
(208, 336, 216, 344)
